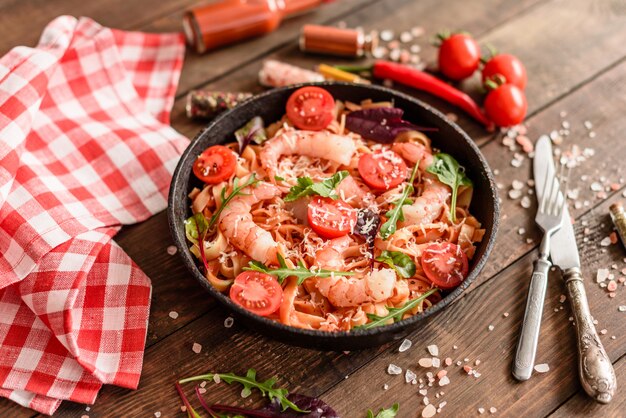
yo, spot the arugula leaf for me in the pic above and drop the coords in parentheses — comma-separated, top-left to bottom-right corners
(379, 164, 419, 240)
(184, 213, 209, 241)
(235, 116, 267, 154)
(426, 153, 472, 222)
(179, 368, 307, 413)
(284, 171, 350, 202)
(208, 174, 259, 228)
(375, 250, 416, 278)
(366, 403, 400, 418)
(244, 254, 354, 285)
(274, 175, 286, 182)
(354, 288, 438, 330)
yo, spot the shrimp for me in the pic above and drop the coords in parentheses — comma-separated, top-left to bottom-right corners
(218, 182, 280, 264)
(318, 268, 397, 308)
(336, 175, 374, 207)
(314, 235, 352, 272)
(260, 128, 357, 177)
(392, 141, 451, 226)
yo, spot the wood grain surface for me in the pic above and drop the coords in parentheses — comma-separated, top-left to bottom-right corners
(1, 0, 626, 417)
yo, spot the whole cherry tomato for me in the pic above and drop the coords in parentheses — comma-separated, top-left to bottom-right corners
(482, 53, 527, 90)
(484, 84, 527, 127)
(286, 86, 335, 131)
(437, 33, 481, 81)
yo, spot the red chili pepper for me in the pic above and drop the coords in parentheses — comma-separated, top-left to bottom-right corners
(371, 61, 493, 129)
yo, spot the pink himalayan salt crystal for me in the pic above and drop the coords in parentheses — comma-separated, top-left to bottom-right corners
(607, 280, 618, 292)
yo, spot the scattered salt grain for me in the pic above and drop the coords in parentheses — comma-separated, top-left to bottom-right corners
(399, 338, 412, 352)
(169, 311, 179, 319)
(224, 316, 234, 328)
(512, 180, 524, 190)
(424, 397, 430, 405)
(198, 387, 207, 394)
(427, 344, 439, 356)
(380, 30, 394, 41)
(490, 407, 498, 414)
(475, 359, 481, 366)
(590, 182, 603, 192)
(600, 236, 612, 247)
(597, 269, 610, 283)
(399, 31, 413, 43)
(584, 120, 593, 130)
(478, 407, 485, 414)
(388, 364, 402, 375)
(618, 306, 626, 312)
(422, 403, 437, 417)
(520, 196, 532, 209)
(438, 376, 450, 386)
(488, 325, 495, 331)
(445, 357, 453, 366)
(86, 407, 91, 412)
(503, 312, 509, 317)
(518, 228, 526, 235)
(463, 365, 473, 374)
(453, 345, 458, 350)
(406, 369, 417, 383)
(419, 389, 428, 396)
(436, 370, 447, 379)
(81, 415, 90, 418)
(167, 245, 177, 255)
(200, 381, 207, 388)
(607, 281, 618, 292)
(600, 329, 608, 335)
(432, 357, 441, 368)
(508, 189, 522, 199)
(192, 343, 202, 354)
(419, 358, 433, 368)
(383, 383, 389, 390)
(534, 363, 550, 373)
(213, 374, 221, 383)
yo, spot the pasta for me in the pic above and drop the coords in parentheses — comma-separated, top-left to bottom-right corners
(185, 89, 484, 331)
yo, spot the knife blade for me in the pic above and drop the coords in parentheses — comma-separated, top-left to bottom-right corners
(533, 135, 616, 403)
(533, 135, 578, 269)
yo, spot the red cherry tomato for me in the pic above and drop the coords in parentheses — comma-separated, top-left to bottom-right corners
(421, 242, 469, 289)
(438, 33, 481, 81)
(358, 150, 408, 191)
(229, 271, 283, 316)
(307, 196, 357, 239)
(482, 54, 527, 90)
(192, 145, 237, 184)
(286, 86, 335, 131)
(484, 84, 528, 127)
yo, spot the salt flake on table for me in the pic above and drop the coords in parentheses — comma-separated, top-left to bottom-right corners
(405, 369, 417, 383)
(224, 317, 234, 328)
(166, 245, 177, 255)
(490, 407, 498, 414)
(422, 404, 437, 418)
(508, 189, 522, 199)
(534, 363, 550, 373)
(512, 180, 524, 190)
(399, 338, 412, 352)
(438, 376, 450, 386)
(419, 358, 433, 368)
(618, 305, 626, 312)
(387, 363, 402, 375)
(427, 344, 439, 356)
(192, 342, 202, 354)
(168, 311, 179, 319)
(432, 357, 441, 368)
(600, 236, 612, 246)
(596, 268, 610, 283)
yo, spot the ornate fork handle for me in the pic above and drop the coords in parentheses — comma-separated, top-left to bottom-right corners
(564, 267, 616, 403)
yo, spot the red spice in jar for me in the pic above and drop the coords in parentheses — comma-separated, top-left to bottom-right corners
(299, 24, 378, 57)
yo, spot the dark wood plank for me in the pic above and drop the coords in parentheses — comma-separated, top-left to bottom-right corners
(0, 0, 198, 53)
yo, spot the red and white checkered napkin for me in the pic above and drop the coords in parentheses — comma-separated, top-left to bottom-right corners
(0, 16, 188, 414)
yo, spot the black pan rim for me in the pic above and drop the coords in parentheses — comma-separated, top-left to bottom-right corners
(167, 81, 500, 344)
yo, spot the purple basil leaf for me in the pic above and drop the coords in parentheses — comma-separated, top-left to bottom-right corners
(353, 208, 380, 252)
(235, 116, 267, 154)
(259, 393, 339, 418)
(345, 107, 437, 143)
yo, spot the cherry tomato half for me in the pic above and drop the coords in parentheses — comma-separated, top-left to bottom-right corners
(358, 150, 408, 191)
(286, 86, 335, 131)
(421, 242, 469, 289)
(192, 145, 237, 184)
(229, 271, 283, 316)
(438, 33, 481, 81)
(482, 53, 527, 90)
(308, 196, 357, 239)
(484, 84, 528, 127)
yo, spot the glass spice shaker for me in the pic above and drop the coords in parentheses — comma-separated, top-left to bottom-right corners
(299, 24, 378, 57)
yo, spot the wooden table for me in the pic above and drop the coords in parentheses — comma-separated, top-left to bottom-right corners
(2, 0, 626, 416)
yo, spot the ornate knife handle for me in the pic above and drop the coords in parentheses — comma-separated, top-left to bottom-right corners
(513, 258, 550, 381)
(563, 267, 616, 403)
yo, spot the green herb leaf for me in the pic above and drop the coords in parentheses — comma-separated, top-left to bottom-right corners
(284, 170, 349, 202)
(375, 250, 416, 278)
(354, 288, 438, 330)
(178, 369, 307, 413)
(235, 116, 267, 154)
(379, 164, 419, 240)
(426, 153, 472, 222)
(208, 174, 259, 228)
(274, 175, 286, 182)
(244, 254, 354, 285)
(367, 403, 400, 418)
(184, 213, 209, 240)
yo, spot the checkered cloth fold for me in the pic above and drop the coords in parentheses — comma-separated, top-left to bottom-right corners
(0, 16, 188, 414)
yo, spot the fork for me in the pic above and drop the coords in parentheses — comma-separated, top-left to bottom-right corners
(512, 163, 569, 381)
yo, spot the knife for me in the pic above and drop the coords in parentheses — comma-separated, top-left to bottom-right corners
(534, 135, 616, 403)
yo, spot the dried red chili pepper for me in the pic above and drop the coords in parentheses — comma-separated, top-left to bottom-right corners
(337, 61, 493, 129)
